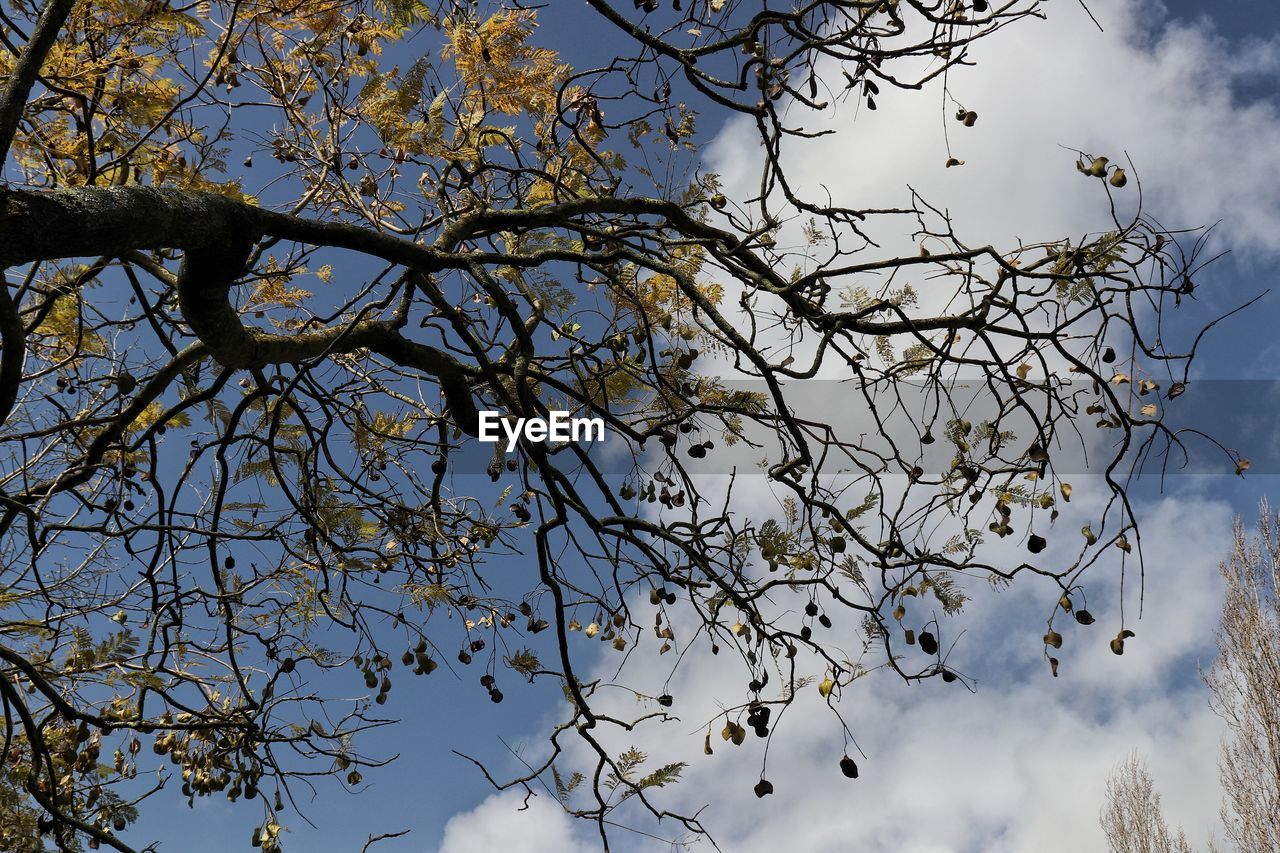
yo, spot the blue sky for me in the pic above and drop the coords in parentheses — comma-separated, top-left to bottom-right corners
(116, 1, 1280, 851)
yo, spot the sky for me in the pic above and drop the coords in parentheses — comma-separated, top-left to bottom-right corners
(423, 2, 1280, 852)
(117, 1, 1280, 850)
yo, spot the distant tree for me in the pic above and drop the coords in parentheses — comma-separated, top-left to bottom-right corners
(1204, 503, 1280, 851)
(1101, 753, 1194, 853)
(1101, 502, 1280, 853)
(0, 0, 1243, 850)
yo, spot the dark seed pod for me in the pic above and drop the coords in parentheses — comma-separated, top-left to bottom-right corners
(753, 778, 774, 798)
(918, 631, 939, 655)
(839, 756, 859, 778)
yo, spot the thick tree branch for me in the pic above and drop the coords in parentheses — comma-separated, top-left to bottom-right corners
(0, 282, 22, 428)
(0, 0, 77, 429)
(0, 186, 483, 433)
(0, 0, 76, 165)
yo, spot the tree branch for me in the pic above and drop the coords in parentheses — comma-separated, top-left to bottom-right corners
(0, 0, 76, 165)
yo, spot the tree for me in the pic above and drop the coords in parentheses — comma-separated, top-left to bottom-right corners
(0, 0, 1243, 850)
(1205, 503, 1280, 851)
(1100, 502, 1280, 853)
(1101, 752, 1194, 853)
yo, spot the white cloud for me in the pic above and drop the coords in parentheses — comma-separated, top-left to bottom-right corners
(708, 0, 1280, 260)
(437, 790, 597, 853)
(434, 0, 1277, 849)
(432, 492, 1234, 853)
(585, 493, 1233, 853)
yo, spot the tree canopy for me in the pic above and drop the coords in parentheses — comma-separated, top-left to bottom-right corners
(0, 0, 1243, 850)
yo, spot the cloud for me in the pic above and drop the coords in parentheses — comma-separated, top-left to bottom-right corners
(433, 0, 1276, 848)
(437, 790, 598, 853)
(429, 491, 1234, 853)
(584, 493, 1233, 853)
(707, 0, 1280, 260)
